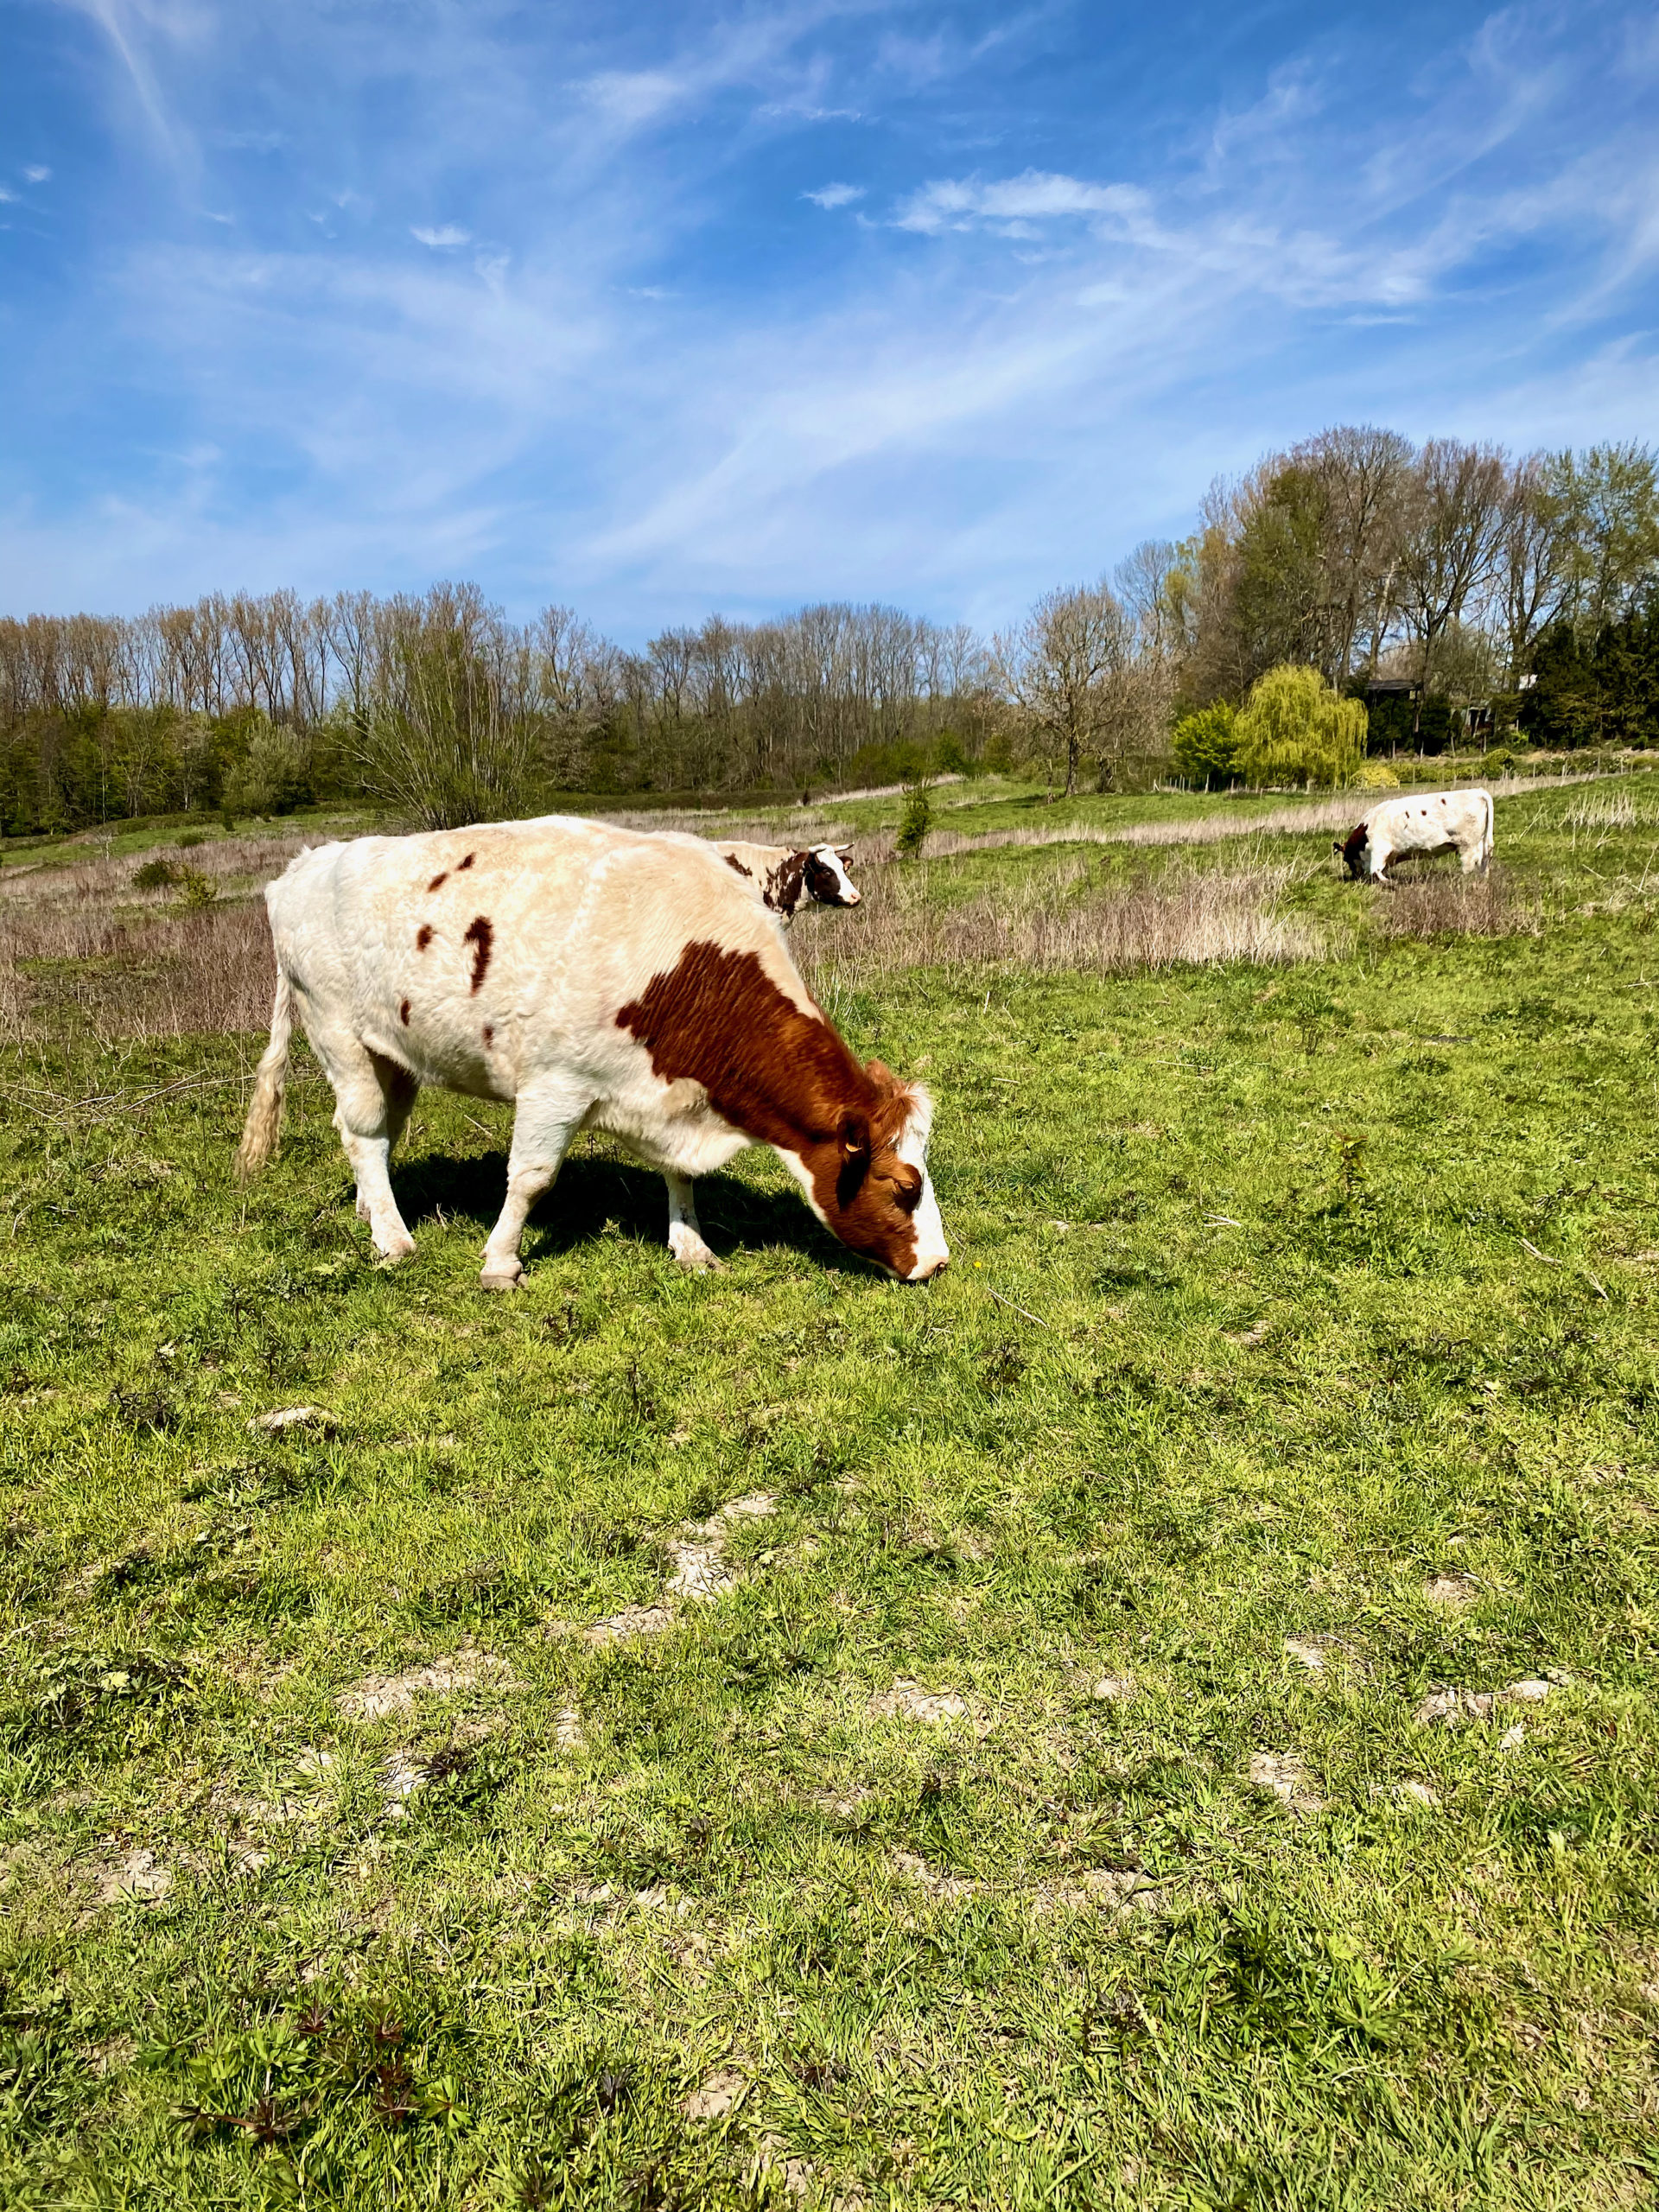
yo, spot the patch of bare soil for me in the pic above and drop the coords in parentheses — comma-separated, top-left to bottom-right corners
(889, 1849, 976, 1902)
(1415, 1678, 1552, 1726)
(566, 1493, 778, 1642)
(338, 1648, 512, 1720)
(868, 1680, 968, 1724)
(1248, 1751, 1325, 1812)
(685, 2066, 749, 2122)
(92, 1848, 173, 1907)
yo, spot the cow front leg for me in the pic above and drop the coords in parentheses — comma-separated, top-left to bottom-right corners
(664, 1171, 723, 1273)
(480, 1084, 585, 1291)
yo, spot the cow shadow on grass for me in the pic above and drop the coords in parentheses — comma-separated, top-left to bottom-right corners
(390, 1145, 848, 1274)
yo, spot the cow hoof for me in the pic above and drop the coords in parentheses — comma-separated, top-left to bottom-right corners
(480, 1263, 524, 1292)
(374, 1235, 416, 1264)
(670, 1231, 724, 1274)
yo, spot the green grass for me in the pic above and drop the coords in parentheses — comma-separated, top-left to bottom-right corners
(2, 780, 1657, 2208)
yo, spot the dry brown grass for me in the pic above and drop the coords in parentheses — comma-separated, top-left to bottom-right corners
(0, 896, 278, 1042)
(1374, 868, 1539, 940)
(916, 771, 1616, 862)
(797, 855, 1321, 989)
(601, 807, 855, 848)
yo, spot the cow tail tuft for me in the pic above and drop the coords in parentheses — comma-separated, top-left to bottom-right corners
(236, 967, 294, 1180)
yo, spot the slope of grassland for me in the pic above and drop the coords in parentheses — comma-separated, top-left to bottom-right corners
(0, 779, 1656, 2208)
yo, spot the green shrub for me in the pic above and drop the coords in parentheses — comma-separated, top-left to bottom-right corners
(1235, 664, 1367, 788)
(896, 784, 933, 858)
(175, 866, 218, 911)
(131, 857, 180, 890)
(175, 831, 206, 850)
(1172, 703, 1242, 790)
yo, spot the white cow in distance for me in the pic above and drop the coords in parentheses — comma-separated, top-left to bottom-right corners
(1336, 789, 1495, 881)
(235, 816, 947, 1287)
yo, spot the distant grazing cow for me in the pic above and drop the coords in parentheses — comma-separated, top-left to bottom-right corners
(715, 841, 860, 920)
(236, 817, 946, 1286)
(1336, 789, 1494, 881)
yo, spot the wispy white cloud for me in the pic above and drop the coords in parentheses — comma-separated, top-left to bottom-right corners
(893, 169, 1155, 236)
(804, 181, 863, 208)
(411, 224, 472, 249)
(23, 165, 54, 183)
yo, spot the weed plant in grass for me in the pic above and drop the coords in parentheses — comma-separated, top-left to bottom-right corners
(0, 779, 1656, 2206)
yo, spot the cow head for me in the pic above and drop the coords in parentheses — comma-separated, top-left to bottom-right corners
(811, 1064, 947, 1281)
(1336, 823, 1370, 878)
(803, 844, 861, 907)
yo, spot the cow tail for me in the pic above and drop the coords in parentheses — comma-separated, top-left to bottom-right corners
(1482, 787, 1496, 869)
(236, 965, 294, 1180)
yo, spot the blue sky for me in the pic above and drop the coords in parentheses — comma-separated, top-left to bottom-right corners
(2, 1, 1656, 637)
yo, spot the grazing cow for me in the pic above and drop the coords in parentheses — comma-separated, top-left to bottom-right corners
(236, 817, 946, 1287)
(1335, 789, 1495, 881)
(715, 841, 860, 921)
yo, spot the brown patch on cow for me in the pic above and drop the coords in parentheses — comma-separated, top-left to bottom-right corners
(614, 941, 921, 1276)
(1340, 823, 1370, 876)
(458, 852, 474, 870)
(463, 916, 493, 993)
(724, 855, 753, 880)
(482, 1023, 494, 1048)
(416, 924, 434, 951)
(399, 999, 411, 1026)
(427, 872, 449, 893)
(763, 853, 808, 917)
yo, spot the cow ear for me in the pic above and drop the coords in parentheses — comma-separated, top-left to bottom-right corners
(839, 1110, 870, 1160)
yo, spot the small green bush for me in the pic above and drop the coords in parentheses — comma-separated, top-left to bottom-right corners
(175, 866, 218, 911)
(896, 784, 933, 858)
(175, 831, 206, 850)
(1172, 703, 1242, 791)
(131, 857, 180, 890)
(1235, 664, 1367, 789)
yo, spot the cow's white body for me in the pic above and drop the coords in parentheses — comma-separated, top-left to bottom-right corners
(238, 815, 945, 1286)
(1338, 789, 1494, 880)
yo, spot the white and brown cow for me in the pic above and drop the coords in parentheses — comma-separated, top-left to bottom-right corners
(1336, 788, 1494, 881)
(235, 817, 946, 1286)
(715, 841, 860, 920)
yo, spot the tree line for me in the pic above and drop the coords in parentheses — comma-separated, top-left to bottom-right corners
(2, 427, 1655, 830)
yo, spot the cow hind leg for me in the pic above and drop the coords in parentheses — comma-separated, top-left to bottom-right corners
(664, 1171, 723, 1274)
(480, 1081, 588, 1291)
(310, 1032, 419, 1262)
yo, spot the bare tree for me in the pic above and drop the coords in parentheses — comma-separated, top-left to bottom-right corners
(1495, 453, 1578, 683)
(1396, 439, 1510, 734)
(1007, 582, 1135, 796)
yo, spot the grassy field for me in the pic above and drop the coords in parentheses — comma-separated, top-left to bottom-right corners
(2, 773, 1657, 2208)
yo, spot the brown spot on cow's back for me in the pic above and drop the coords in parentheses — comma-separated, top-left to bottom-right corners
(463, 916, 493, 993)
(399, 999, 411, 1026)
(724, 855, 753, 880)
(427, 872, 448, 893)
(482, 1023, 494, 1048)
(458, 852, 474, 870)
(615, 940, 919, 1276)
(763, 853, 808, 915)
(416, 925, 434, 951)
